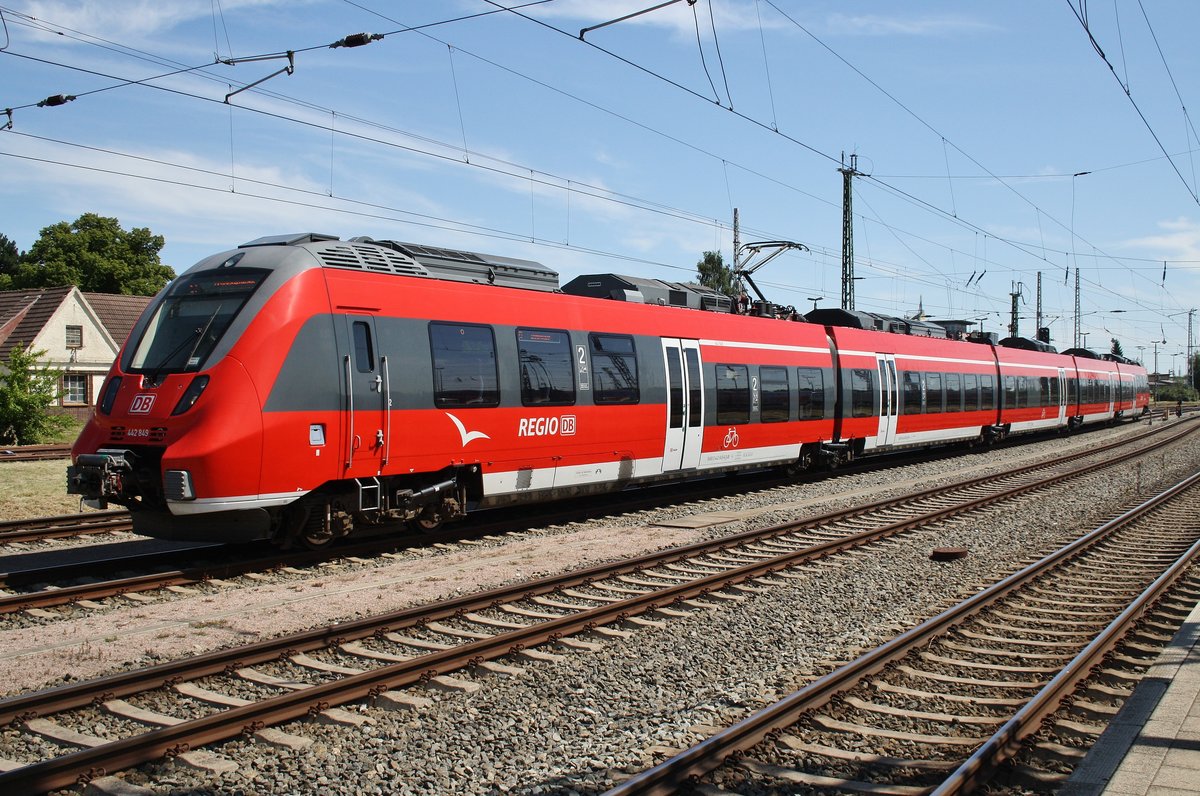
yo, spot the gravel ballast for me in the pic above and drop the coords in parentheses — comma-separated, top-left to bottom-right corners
(1, 419, 1194, 794)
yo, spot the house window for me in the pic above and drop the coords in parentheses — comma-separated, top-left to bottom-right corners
(62, 374, 88, 405)
(65, 325, 83, 349)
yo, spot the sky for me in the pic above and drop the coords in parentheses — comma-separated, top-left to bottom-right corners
(2, 1, 1198, 374)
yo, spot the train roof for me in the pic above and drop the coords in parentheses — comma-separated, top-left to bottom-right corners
(238, 233, 560, 292)
(803, 308, 948, 338)
(998, 336, 1058, 354)
(560, 273, 734, 313)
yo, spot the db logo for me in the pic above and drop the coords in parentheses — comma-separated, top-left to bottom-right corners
(517, 414, 577, 437)
(129, 394, 156, 414)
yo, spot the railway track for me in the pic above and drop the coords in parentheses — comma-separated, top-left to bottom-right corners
(608, 472, 1200, 796)
(0, 417, 1161, 552)
(0, 419, 1188, 620)
(0, 444, 71, 463)
(0, 510, 132, 545)
(0, 419, 1194, 792)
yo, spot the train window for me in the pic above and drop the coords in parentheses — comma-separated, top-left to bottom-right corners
(902, 371, 922, 415)
(716, 364, 750, 424)
(590, 334, 639, 404)
(925, 372, 943, 413)
(665, 348, 684, 428)
(964, 374, 979, 412)
(129, 267, 270, 374)
(517, 328, 575, 406)
(945, 373, 962, 412)
(1003, 376, 1017, 409)
(685, 349, 702, 428)
(981, 374, 996, 410)
(352, 321, 375, 372)
(429, 322, 500, 408)
(1038, 376, 1052, 407)
(760, 366, 789, 423)
(849, 368, 874, 418)
(797, 367, 825, 420)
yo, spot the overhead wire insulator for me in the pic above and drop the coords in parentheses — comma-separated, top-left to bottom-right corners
(37, 94, 76, 108)
(330, 33, 383, 49)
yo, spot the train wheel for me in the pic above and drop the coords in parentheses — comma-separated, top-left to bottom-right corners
(300, 526, 337, 549)
(410, 505, 445, 533)
(289, 501, 346, 550)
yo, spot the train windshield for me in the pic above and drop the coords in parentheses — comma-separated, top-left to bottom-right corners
(129, 268, 269, 374)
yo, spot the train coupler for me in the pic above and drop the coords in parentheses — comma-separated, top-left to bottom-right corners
(67, 448, 136, 505)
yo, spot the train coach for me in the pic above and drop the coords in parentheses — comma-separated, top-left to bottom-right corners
(67, 234, 1149, 547)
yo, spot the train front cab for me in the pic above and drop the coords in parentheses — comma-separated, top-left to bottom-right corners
(68, 252, 305, 541)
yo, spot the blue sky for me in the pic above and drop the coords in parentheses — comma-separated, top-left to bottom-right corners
(2, 1, 1198, 372)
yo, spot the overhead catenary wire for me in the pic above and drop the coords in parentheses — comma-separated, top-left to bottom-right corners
(482, 0, 1190, 323)
(1065, 0, 1199, 205)
(1, 3, 1191, 337)
(1136, 0, 1200, 194)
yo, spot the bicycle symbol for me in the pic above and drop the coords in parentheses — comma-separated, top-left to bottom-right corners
(723, 427, 740, 448)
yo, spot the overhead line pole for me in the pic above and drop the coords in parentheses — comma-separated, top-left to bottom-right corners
(839, 153, 865, 310)
(1189, 309, 1196, 388)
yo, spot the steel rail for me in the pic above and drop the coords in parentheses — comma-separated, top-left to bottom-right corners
(0, 416, 1175, 548)
(0, 444, 71, 463)
(605, 470, 1200, 796)
(3, 419, 1190, 724)
(1, 425, 1195, 791)
(0, 510, 131, 544)
(4, 418, 1192, 616)
(930, 476, 1200, 795)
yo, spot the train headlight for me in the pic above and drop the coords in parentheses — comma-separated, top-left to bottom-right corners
(98, 377, 122, 415)
(171, 375, 210, 415)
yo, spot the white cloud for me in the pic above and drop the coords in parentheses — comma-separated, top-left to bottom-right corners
(1123, 217, 1200, 262)
(823, 12, 995, 37)
(533, 0, 785, 41)
(11, 0, 296, 42)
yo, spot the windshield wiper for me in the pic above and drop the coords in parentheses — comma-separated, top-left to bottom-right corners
(146, 304, 223, 380)
(183, 304, 223, 368)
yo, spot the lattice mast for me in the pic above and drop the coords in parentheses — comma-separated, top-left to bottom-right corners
(839, 154, 865, 310)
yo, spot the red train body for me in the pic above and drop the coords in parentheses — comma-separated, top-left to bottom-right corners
(68, 235, 1150, 546)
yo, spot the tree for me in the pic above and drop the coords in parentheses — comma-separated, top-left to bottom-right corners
(15, 213, 174, 295)
(0, 233, 20, 291)
(696, 250, 735, 296)
(1109, 337, 1124, 358)
(0, 344, 72, 445)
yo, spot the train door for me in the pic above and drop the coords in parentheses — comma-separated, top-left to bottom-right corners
(875, 354, 898, 446)
(342, 315, 390, 488)
(661, 339, 703, 471)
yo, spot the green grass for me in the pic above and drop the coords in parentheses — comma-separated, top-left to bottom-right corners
(42, 416, 85, 444)
(0, 459, 92, 520)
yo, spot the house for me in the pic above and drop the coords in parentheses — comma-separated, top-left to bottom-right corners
(0, 287, 153, 420)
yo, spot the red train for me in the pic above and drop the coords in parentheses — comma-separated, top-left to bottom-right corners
(68, 234, 1150, 547)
